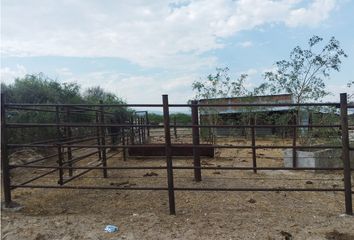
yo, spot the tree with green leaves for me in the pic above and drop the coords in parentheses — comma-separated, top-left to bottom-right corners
(263, 36, 347, 103)
(262, 36, 347, 143)
(1, 73, 129, 143)
(1, 73, 82, 104)
(83, 86, 130, 123)
(192, 67, 255, 142)
(192, 67, 249, 100)
(83, 86, 124, 104)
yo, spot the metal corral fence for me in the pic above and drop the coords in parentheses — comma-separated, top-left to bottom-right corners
(1, 93, 353, 215)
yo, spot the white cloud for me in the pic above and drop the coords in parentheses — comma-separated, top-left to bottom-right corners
(244, 68, 258, 76)
(55, 67, 73, 78)
(1, 0, 338, 69)
(323, 83, 353, 102)
(286, 0, 337, 27)
(0, 65, 27, 84)
(238, 41, 253, 48)
(53, 69, 196, 104)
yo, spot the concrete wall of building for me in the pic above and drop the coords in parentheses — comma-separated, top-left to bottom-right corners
(284, 149, 354, 169)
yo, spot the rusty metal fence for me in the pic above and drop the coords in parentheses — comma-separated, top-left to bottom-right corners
(1, 93, 353, 215)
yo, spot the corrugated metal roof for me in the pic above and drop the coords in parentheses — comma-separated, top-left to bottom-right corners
(216, 106, 295, 114)
(198, 93, 294, 104)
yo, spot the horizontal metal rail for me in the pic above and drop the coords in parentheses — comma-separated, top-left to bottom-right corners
(5, 123, 342, 128)
(6, 143, 343, 149)
(173, 187, 347, 192)
(9, 185, 347, 192)
(14, 152, 126, 187)
(5, 123, 163, 128)
(15, 169, 58, 186)
(16, 132, 120, 148)
(12, 140, 117, 168)
(70, 106, 115, 115)
(4, 102, 343, 107)
(19, 147, 82, 166)
(60, 134, 117, 145)
(10, 185, 168, 190)
(5, 103, 164, 107)
(105, 150, 123, 160)
(8, 165, 352, 171)
(6, 106, 68, 114)
(62, 150, 99, 165)
(10, 165, 167, 170)
(172, 103, 341, 107)
(23, 135, 88, 145)
(61, 162, 102, 185)
(6, 106, 113, 118)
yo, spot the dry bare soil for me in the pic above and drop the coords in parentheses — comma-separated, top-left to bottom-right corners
(1, 136, 354, 240)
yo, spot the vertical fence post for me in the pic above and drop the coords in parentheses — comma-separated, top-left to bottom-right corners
(191, 100, 202, 181)
(174, 115, 177, 139)
(95, 112, 102, 160)
(122, 127, 127, 161)
(146, 111, 150, 139)
(162, 94, 176, 215)
(138, 117, 142, 144)
(57, 145, 64, 185)
(55, 106, 61, 139)
(100, 101, 108, 178)
(55, 106, 65, 182)
(139, 117, 142, 143)
(66, 107, 73, 177)
(130, 116, 135, 145)
(1, 93, 12, 207)
(142, 117, 146, 143)
(340, 93, 353, 215)
(251, 116, 257, 174)
(110, 119, 115, 150)
(292, 113, 297, 168)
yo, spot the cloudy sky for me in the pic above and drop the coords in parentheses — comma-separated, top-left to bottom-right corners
(1, 0, 353, 104)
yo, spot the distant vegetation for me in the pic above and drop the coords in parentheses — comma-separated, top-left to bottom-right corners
(192, 36, 348, 103)
(1, 73, 130, 143)
(148, 112, 191, 125)
(1, 74, 192, 144)
(192, 36, 348, 143)
(1, 73, 125, 105)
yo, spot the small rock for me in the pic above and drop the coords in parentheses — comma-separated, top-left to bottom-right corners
(248, 198, 256, 204)
(280, 231, 293, 240)
(143, 172, 159, 177)
(110, 181, 130, 187)
(1, 202, 23, 212)
(339, 213, 352, 217)
(34, 233, 46, 240)
(306, 181, 313, 184)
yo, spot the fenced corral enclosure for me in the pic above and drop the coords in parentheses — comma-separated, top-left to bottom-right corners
(1, 93, 353, 215)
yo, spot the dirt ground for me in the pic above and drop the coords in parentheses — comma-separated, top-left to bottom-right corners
(1, 134, 354, 240)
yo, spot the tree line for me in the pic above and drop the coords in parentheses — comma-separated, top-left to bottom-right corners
(1, 73, 130, 143)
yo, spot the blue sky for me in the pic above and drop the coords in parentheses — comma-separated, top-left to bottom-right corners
(1, 0, 353, 104)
